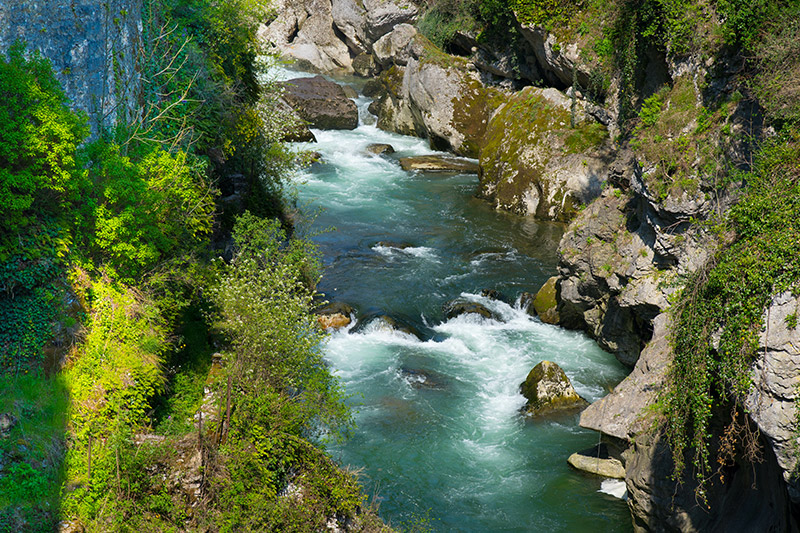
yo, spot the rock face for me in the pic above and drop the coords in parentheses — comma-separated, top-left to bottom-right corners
(370, 29, 501, 157)
(746, 292, 800, 504)
(516, 23, 593, 90)
(399, 155, 479, 173)
(0, 0, 141, 135)
(281, 76, 359, 130)
(260, 0, 418, 74)
(520, 361, 588, 417)
(555, 157, 723, 366)
(260, 0, 353, 73)
(477, 86, 613, 221)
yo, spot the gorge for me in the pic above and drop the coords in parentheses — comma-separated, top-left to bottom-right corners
(0, 0, 799, 531)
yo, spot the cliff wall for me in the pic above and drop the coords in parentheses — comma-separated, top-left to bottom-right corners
(0, 0, 142, 134)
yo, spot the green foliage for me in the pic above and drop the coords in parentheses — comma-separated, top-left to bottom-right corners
(750, 16, 800, 128)
(0, 41, 89, 238)
(511, 0, 581, 28)
(81, 142, 216, 282)
(0, 375, 68, 532)
(204, 212, 364, 529)
(62, 276, 168, 520)
(664, 133, 800, 500)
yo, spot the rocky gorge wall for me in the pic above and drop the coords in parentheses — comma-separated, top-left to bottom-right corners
(0, 0, 142, 134)
(265, 2, 800, 529)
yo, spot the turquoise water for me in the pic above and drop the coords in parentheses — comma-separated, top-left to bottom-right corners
(284, 69, 633, 532)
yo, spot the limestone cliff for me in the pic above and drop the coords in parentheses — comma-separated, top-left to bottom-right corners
(0, 0, 142, 134)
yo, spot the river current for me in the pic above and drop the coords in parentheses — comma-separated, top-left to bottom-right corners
(281, 68, 633, 532)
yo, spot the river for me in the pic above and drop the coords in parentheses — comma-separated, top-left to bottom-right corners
(282, 68, 633, 532)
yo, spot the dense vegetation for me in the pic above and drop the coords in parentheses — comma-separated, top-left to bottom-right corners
(0, 0, 385, 531)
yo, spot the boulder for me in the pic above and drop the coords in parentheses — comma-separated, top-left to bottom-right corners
(371, 36, 503, 157)
(477, 85, 614, 221)
(532, 276, 559, 324)
(314, 302, 355, 331)
(351, 313, 422, 339)
(480, 288, 504, 301)
(399, 155, 479, 173)
(443, 299, 494, 320)
(366, 143, 395, 156)
(520, 360, 588, 417)
(352, 53, 377, 77)
(363, 0, 419, 42)
(342, 85, 358, 99)
(331, 0, 369, 55)
(567, 444, 625, 479)
(372, 23, 424, 68)
(282, 76, 359, 130)
(0, 413, 16, 437)
(259, 0, 354, 73)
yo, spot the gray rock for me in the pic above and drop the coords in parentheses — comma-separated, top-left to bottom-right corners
(259, 0, 354, 73)
(363, 0, 419, 42)
(399, 155, 479, 173)
(746, 292, 800, 504)
(516, 22, 592, 90)
(520, 360, 588, 417)
(477, 86, 613, 221)
(443, 299, 494, 320)
(579, 313, 671, 440)
(372, 24, 423, 67)
(331, 0, 369, 55)
(0, 0, 141, 136)
(282, 76, 359, 130)
(352, 53, 377, 77)
(0, 413, 16, 437)
(568, 444, 626, 478)
(365, 143, 395, 155)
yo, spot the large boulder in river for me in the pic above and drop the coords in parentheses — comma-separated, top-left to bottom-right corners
(520, 361, 587, 417)
(477, 86, 615, 221)
(282, 76, 358, 130)
(532, 276, 559, 325)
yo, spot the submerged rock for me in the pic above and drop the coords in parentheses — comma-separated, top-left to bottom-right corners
(366, 143, 395, 156)
(282, 76, 358, 130)
(567, 443, 625, 479)
(520, 361, 588, 417)
(399, 155, 479, 173)
(399, 367, 447, 390)
(443, 299, 494, 320)
(480, 288, 504, 301)
(351, 313, 422, 339)
(315, 302, 355, 331)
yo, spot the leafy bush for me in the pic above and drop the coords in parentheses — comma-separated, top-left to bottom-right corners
(664, 133, 800, 500)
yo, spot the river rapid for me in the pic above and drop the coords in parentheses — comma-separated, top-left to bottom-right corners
(281, 69, 633, 532)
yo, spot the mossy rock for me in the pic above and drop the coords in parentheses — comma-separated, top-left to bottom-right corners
(520, 360, 588, 417)
(533, 276, 560, 324)
(478, 86, 611, 221)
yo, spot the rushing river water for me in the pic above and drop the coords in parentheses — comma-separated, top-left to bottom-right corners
(282, 69, 633, 532)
